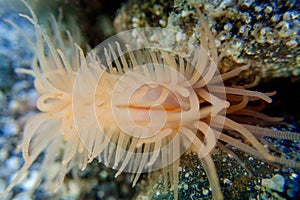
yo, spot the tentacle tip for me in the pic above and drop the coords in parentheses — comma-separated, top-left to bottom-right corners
(113, 163, 118, 169)
(62, 160, 67, 166)
(263, 95, 273, 103)
(132, 182, 137, 187)
(224, 101, 230, 108)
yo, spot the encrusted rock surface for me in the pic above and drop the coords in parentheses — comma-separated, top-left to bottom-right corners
(134, 146, 300, 200)
(114, 0, 300, 79)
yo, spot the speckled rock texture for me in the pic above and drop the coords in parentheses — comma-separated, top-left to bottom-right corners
(134, 142, 300, 200)
(114, 0, 300, 79)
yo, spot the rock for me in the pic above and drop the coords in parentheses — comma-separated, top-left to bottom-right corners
(5, 156, 21, 171)
(12, 192, 31, 200)
(2, 118, 18, 136)
(21, 170, 40, 190)
(114, 0, 300, 80)
(262, 174, 285, 192)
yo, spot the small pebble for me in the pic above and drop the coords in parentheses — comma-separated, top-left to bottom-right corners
(2, 119, 18, 136)
(262, 174, 285, 192)
(184, 172, 190, 178)
(5, 156, 21, 171)
(290, 173, 298, 179)
(202, 188, 209, 196)
(12, 192, 31, 200)
(223, 178, 232, 185)
(21, 170, 40, 190)
(183, 184, 188, 190)
(99, 170, 109, 180)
